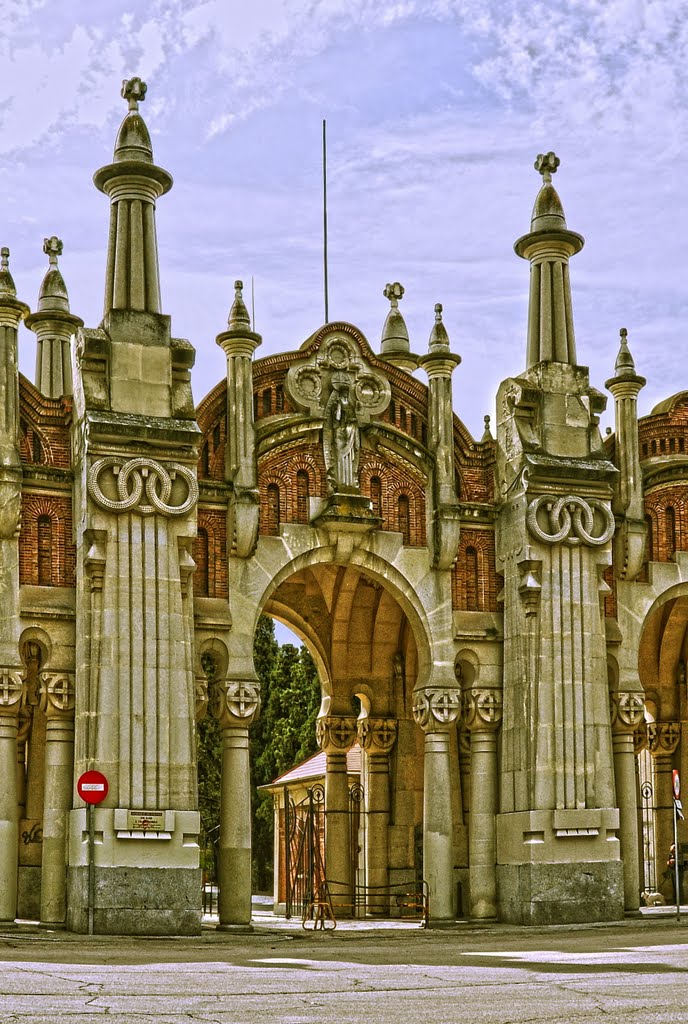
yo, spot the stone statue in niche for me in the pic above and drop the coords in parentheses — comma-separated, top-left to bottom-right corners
(323, 371, 360, 492)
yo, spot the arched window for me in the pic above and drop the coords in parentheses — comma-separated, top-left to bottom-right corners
(266, 484, 280, 535)
(399, 406, 407, 432)
(296, 471, 310, 524)
(666, 506, 676, 557)
(37, 515, 53, 586)
(213, 423, 221, 448)
(465, 546, 479, 611)
(276, 385, 284, 413)
(194, 529, 209, 596)
(370, 476, 382, 520)
(398, 495, 410, 545)
(389, 400, 396, 425)
(262, 390, 272, 416)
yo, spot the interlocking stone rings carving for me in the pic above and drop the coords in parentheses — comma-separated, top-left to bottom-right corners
(526, 494, 614, 547)
(88, 457, 198, 517)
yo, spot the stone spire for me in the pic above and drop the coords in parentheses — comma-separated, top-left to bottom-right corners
(0, 247, 29, 460)
(228, 280, 251, 330)
(25, 237, 83, 398)
(94, 77, 172, 315)
(606, 329, 646, 578)
(418, 302, 461, 568)
(514, 152, 584, 367)
(380, 282, 417, 372)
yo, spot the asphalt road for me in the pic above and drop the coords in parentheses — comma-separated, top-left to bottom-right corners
(1, 918, 688, 1023)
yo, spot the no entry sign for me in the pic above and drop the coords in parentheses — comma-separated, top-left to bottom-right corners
(77, 770, 109, 805)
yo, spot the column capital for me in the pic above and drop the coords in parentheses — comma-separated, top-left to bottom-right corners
(634, 721, 648, 755)
(462, 687, 503, 732)
(316, 715, 357, 754)
(39, 672, 75, 718)
(0, 667, 24, 716)
(412, 686, 461, 733)
(357, 717, 397, 755)
(210, 678, 260, 729)
(609, 690, 645, 735)
(648, 721, 681, 757)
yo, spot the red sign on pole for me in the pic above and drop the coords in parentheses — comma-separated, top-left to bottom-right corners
(77, 770, 109, 805)
(673, 769, 681, 800)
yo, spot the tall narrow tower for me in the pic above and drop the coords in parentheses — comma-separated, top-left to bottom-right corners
(495, 154, 624, 925)
(68, 79, 201, 935)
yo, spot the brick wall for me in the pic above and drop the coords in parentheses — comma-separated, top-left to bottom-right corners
(451, 528, 499, 611)
(20, 494, 75, 587)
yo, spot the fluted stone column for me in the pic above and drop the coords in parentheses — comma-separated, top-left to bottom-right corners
(648, 722, 681, 899)
(0, 669, 23, 923)
(358, 717, 397, 906)
(609, 689, 645, 912)
(316, 715, 357, 910)
(413, 686, 461, 920)
(212, 677, 260, 928)
(463, 686, 502, 920)
(40, 672, 75, 925)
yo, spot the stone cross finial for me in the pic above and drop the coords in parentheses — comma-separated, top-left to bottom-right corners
(434, 302, 443, 321)
(620, 327, 627, 341)
(534, 151, 560, 184)
(235, 279, 243, 297)
(0, 247, 8, 271)
(43, 236, 63, 265)
(383, 282, 404, 308)
(121, 77, 147, 111)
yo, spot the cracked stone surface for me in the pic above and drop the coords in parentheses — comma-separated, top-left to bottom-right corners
(0, 919, 687, 1022)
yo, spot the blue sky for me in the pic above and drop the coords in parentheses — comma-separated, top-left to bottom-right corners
(2, 0, 687, 443)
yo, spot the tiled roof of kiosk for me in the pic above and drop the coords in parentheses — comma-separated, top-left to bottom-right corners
(263, 743, 362, 789)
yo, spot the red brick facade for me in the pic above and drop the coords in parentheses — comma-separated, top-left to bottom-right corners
(451, 528, 499, 612)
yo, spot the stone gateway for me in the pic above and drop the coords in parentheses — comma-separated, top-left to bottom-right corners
(0, 82, 684, 933)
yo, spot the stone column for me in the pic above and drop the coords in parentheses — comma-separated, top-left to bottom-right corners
(0, 669, 23, 924)
(357, 718, 397, 907)
(609, 689, 645, 913)
(648, 722, 681, 900)
(40, 673, 75, 925)
(412, 686, 461, 920)
(212, 677, 260, 928)
(316, 715, 357, 910)
(634, 723, 649, 893)
(463, 686, 503, 920)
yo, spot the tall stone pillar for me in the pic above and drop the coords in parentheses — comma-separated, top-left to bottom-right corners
(413, 685, 461, 920)
(39, 673, 75, 925)
(0, 670, 23, 923)
(212, 677, 260, 928)
(609, 689, 644, 912)
(316, 715, 357, 909)
(358, 717, 397, 904)
(463, 686, 502, 920)
(648, 722, 681, 899)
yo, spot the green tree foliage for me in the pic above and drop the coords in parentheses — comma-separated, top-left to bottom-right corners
(196, 616, 321, 893)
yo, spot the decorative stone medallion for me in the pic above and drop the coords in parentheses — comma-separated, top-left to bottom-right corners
(88, 457, 198, 517)
(527, 494, 615, 546)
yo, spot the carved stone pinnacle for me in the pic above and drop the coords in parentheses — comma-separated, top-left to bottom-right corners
(434, 302, 443, 321)
(121, 77, 147, 111)
(43, 236, 63, 265)
(235, 280, 243, 295)
(383, 282, 404, 307)
(0, 247, 8, 270)
(534, 151, 560, 184)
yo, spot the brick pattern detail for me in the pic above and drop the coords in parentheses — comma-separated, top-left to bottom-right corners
(193, 510, 228, 599)
(18, 377, 72, 469)
(638, 398, 688, 460)
(258, 445, 326, 536)
(359, 453, 426, 546)
(451, 529, 499, 611)
(603, 565, 617, 619)
(20, 495, 75, 587)
(643, 486, 687, 563)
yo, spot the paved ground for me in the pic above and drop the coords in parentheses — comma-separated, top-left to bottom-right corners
(1, 913, 688, 1023)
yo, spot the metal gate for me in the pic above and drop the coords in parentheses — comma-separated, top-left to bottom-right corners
(283, 781, 364, 919)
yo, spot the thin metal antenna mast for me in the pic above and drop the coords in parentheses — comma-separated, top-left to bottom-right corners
(251, 275, 255, 331)
(323, 118, 329, 324)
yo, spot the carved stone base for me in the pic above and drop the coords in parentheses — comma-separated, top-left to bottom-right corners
(496, 860, 624, 925)
(66, 865, 202, 935)
(314, 492, 380, 531)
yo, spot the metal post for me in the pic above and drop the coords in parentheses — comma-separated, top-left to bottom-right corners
(674, 801, 680, 921)
(88, 803, 95, 935)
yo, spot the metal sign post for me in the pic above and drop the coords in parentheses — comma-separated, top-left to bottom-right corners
(77, 770, 109, 936)
(672, 769, 683, 922)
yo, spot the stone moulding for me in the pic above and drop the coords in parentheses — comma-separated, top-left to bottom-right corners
(88, 456, 198, 516)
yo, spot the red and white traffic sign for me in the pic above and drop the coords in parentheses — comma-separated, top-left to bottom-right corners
(77, 770, 109, 805)
(673, 769, 681, 800)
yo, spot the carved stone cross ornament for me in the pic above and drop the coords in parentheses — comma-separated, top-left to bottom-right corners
(285, 331, 391, 493)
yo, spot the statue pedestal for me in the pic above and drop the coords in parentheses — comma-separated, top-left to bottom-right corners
(314, 492, 380, 531)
